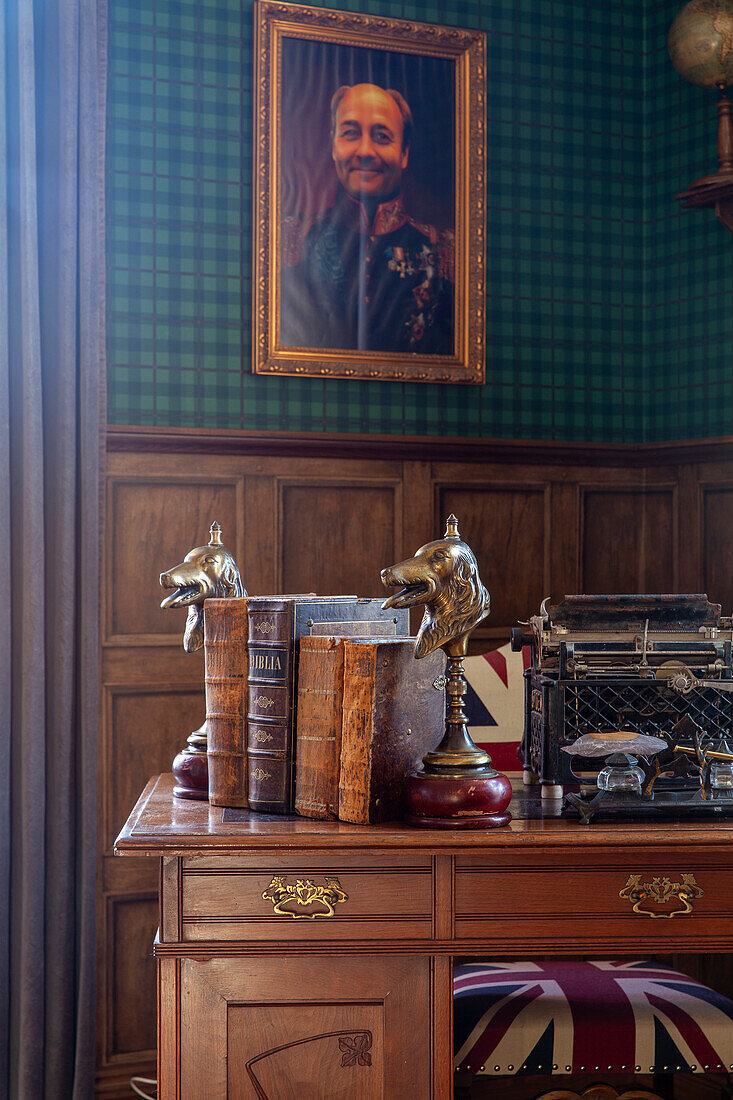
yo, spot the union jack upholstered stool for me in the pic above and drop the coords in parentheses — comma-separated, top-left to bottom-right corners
(454, 961, 733, 1081)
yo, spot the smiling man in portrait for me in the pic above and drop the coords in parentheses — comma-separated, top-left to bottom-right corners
(281, 82, 454, 355)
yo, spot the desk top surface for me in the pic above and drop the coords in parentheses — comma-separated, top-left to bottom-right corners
(115, 774, 733, 856)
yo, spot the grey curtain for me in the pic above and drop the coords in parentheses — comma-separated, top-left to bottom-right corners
(0, 0, 106, 1096)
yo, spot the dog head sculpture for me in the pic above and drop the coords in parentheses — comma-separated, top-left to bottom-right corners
(381, 515, 489, 659)
(160, 522, 245, 652)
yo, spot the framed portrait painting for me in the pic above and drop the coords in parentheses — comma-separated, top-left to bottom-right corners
(253, 1, 486, 384)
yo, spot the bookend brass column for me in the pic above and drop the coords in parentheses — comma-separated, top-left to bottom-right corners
(159, 521, 245, 800)
(381, 516, 512, 827)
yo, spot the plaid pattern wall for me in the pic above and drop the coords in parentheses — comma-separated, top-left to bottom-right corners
(646, 1, 733, 442)
(105, 0, 729, 441)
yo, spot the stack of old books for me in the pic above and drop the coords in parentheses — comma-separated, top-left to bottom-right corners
(203, 594, 446, 824)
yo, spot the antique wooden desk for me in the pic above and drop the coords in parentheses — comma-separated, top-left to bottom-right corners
(115, 774, 733, 1099)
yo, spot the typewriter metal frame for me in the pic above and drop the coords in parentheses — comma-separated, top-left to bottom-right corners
(514, 595, 733, 798)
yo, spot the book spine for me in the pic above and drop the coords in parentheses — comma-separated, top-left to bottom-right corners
(247, 602, 293, 813)
(294, 637, 345, 820)
(204, 598, 249, 808)
(337, 644, 377, 825)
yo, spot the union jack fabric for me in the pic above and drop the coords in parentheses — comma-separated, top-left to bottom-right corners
(464, 644, 530, 775)
(454, 961, 733, 1076)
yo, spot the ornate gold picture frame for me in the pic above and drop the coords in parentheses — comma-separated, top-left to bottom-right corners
(253, 1, 486, 384)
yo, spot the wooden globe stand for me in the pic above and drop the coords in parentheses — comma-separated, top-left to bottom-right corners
(676, 86, 733, 233)
(405, 647, 512, 828)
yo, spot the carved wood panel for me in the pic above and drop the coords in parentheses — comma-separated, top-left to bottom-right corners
(437, 485, 549, 631)
(108, 895, 158, 1060)
(581, 488, 676, 594)
(280, 482, 400, 598)
(228, 1003, 383, 1099)
(171, 955, 429, 1099)
(106, 477, 241, 642)
(702, 487, 733, 613)
(105, 685, 204, 852)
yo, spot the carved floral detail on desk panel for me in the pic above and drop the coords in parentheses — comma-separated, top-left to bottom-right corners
(339, 1032, 372, 1067)
(246, 1029, 373, 1099)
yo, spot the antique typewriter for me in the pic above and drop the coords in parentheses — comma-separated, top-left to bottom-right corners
(512, 594, 733, 818)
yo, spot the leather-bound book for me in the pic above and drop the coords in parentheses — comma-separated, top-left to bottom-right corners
(338, 638, 446, 825)
(204, 597, 249, 807)
(294, 636, 345, 820)
(247, 597, 409, 814)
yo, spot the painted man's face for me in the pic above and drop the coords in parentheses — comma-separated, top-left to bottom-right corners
(332, 84, 409, 202)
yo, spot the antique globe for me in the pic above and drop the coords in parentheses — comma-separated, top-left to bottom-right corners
(669, 0, 733, 89)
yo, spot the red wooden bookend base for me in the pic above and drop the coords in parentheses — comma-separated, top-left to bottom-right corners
(404, 769, 512, 828)
(172, 748, 209, 801)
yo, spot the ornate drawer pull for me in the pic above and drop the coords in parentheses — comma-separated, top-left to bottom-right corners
(619, 873, 703, 918)
(262, 875, 348, 919)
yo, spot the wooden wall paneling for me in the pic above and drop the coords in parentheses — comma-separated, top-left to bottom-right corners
(401, 460, 434, 635)
(106, 424, 733, 468)
(241, 475, 277, 595)
(677, 464, 703, 591)
(105, 476, 242, 644)
(278, 479, 402, 598)
(702, 485, 733, 613)
(101, 643, 203, 689)
(402, 460, 434, 555)
(436, 483, 550, 639)
(549, 480, 580, 603)
(580, 486, 677, 594)
(106, 894, 158, 1061)
(104, 683, 205, 854)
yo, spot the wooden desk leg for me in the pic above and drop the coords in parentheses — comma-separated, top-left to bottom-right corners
(158, 956, 180, 1100)
(432, 955, 454, 1100)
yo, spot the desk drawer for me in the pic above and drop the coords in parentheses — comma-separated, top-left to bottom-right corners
(454, 851, 733, 951)
(179, 853, 433, 942)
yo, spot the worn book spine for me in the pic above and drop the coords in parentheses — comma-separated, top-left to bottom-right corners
(247, 598, 411, 814)
(205, 598, 249, 808)
(338, 638, 446, 825)
(247, 600, 293, 813)
(337, 642, 378, 825)
(294, 636, 345, 820)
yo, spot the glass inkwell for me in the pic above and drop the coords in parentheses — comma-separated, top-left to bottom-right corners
(597, 753, 645, 793)
(708, 737, 733, 792)
(562, 729, 668, 824)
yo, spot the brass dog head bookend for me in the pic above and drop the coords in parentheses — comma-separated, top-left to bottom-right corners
(381, 515, 512, 829)
(382, 514, 490, 661)
(159, 522, 246, 801)
(160, 521, 245, 653)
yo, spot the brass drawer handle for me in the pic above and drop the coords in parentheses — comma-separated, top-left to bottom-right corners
(619, 873, 703, 918)
(262, 875, 348, 919)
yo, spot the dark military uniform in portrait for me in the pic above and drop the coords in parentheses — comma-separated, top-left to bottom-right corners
(281, 192, 454, 355)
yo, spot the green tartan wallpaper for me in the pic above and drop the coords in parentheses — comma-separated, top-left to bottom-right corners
(105, 0, 733, 441)
(647, 0, 733, 441)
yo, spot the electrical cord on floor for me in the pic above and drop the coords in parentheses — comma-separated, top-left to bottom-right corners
(130, 1076, 157, 1099)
